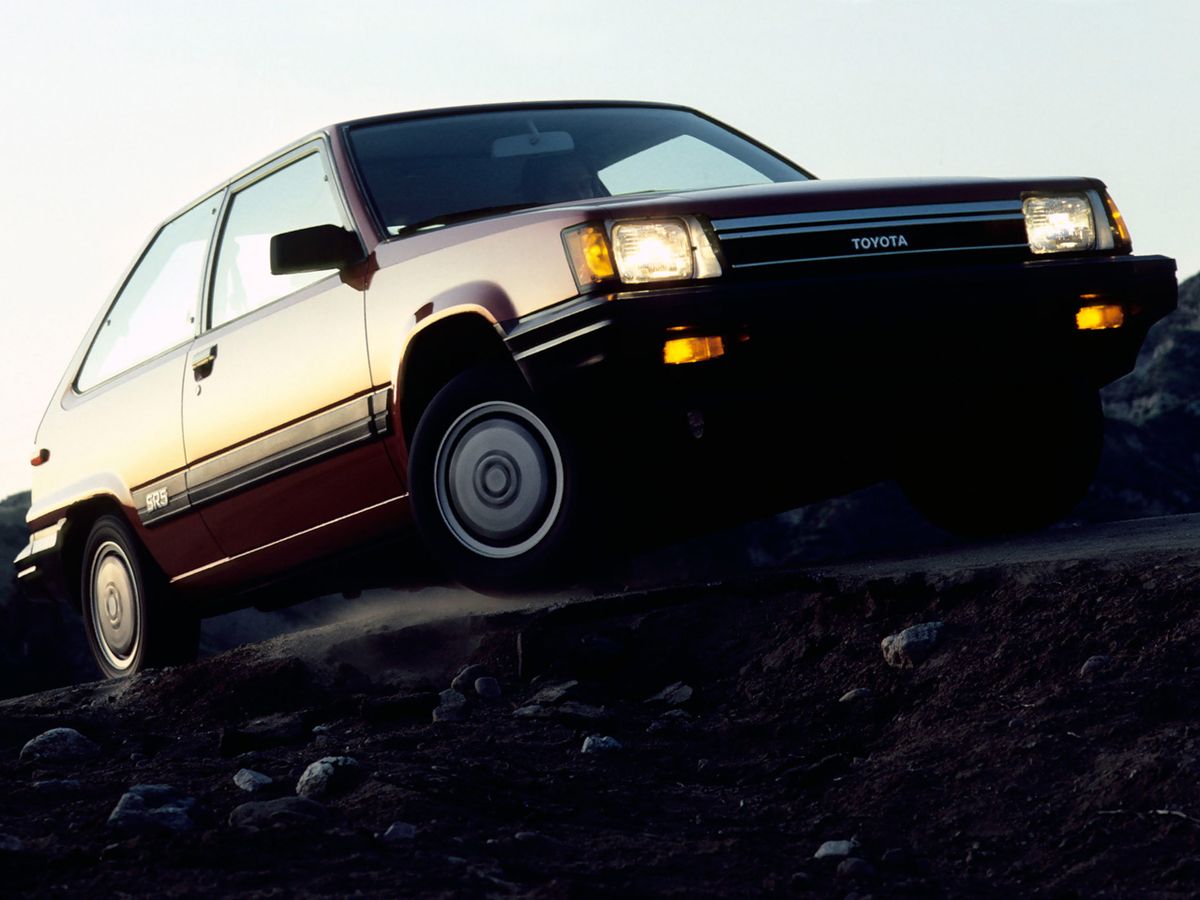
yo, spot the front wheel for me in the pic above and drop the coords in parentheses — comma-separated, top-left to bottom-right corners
(80, 515, 199, 679)
(408, 368, 582, 591)
(899, 384, 1103, 537)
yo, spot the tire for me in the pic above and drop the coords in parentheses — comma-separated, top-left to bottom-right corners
(80, 515, 199, 679)
(900, 384, 1103, 537)
(408, 367, 581, 591)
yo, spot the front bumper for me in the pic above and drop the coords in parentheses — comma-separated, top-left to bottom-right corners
(509, 252, 1175, 396)
(504, 252, 1176, 502)
(13, 519, 69, 603)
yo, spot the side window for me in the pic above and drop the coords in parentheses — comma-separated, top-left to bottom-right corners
(598, 135, 772, 196)
(210, 152, 347, 328)
(77, 200, 216, 391)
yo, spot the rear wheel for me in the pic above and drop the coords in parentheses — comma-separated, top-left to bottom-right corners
(408, 367, 582, 590)
(80, 515, 199, 679)
(900, 384, 1103, 537)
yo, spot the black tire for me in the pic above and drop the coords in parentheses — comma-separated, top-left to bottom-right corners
(80, 515, 199, 679)
(900, 384, 1103, 537)
(408, 367, 582, 591)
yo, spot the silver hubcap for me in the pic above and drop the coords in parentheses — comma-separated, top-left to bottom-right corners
(434, 401, 564, 559)
(89, 541, 140, 671)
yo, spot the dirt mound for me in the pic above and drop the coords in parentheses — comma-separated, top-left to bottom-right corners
(2, 548, 1198, 897)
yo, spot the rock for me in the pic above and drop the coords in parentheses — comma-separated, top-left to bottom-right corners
(651, 681, 694, 705)
(814, 838, 860, 860)
(881, 622, 944, 668)
(648, 709, 694, 733)
(0, 834, 22, 853)
(645, 682, 694, 706)
(474, 677, 502, 700)
(513, 704, 553, 719)
(311, 724, 334, 735)
(107, 784, 198, 835)
(295, 756, 363, 798)
(1080, 655, 1113, 677)
(529, 680, 580, 705)
(32, 778, 82, 795)
(451, 664, 490, 693)
(233, 768, 274, 793)
(837, 857, 877, 879)
(581, 735, 622, 754)
(839, 688, 873, 703)
(378, 821, 417, 843)
(219, 712, 310, 756)
(230, 796, 328, 830)
(19, 727, 100, 764)
(432, 689, 469, 723)
(556, 701, 609, 721)
(881, 847, 911, 867)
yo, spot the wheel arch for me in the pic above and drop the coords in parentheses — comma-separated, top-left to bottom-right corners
(396, 310, 525, 446)
(58, 495, 134, 611)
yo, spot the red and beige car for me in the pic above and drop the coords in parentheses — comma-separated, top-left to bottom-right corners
(14, 101, 1176, 677)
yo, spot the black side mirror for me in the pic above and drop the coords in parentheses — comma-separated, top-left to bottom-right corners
(270, 225, 364, 275)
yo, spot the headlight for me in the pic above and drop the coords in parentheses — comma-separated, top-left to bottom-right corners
(611, 220, 695, 282)
(1023, 194, 1096, 254)
(562, 217, 722, 290)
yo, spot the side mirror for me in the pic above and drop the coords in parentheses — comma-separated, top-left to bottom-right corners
(270, 225, 364, 275)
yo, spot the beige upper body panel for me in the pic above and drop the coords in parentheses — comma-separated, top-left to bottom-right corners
(365, 210, 584, 389)
(30, 346, 188, 520)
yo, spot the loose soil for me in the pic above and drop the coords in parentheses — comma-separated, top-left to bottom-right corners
(2, 550, 1200, 898)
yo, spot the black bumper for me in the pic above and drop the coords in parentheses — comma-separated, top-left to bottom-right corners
(504, 252, 1176, 503)
(508, 253, 1175, 398)
(13, 518, 70, 605)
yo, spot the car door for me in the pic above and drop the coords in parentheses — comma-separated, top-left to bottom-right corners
(181, 143, 402, 559)
(62, 197, 226, 578)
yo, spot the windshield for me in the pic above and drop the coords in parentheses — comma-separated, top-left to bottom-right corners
(345, 106, 810, 236)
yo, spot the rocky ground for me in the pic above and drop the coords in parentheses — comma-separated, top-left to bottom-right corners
(3, 541, 1200, 898)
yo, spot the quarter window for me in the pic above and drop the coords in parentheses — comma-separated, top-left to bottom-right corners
(76, 200, 216, 391)
(210, 152, 347, 328)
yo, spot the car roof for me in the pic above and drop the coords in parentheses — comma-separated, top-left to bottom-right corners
(158, 100, 701, 233)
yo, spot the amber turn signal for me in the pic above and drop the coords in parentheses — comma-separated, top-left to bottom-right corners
(663, 335, 725, 365)
(1075, 304, 1125, 331)
(562, 223, 615, 289)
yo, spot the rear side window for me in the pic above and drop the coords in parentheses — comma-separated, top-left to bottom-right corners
(209, 152, 346, 329)
(77, 200, 217, 392)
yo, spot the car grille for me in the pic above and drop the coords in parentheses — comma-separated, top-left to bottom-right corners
(712, 200, 1030, 273)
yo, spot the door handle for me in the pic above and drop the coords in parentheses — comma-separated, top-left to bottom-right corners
(191, 345, 217, 380)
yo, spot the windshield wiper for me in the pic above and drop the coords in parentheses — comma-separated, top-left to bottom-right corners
(395, 203, 541, 234)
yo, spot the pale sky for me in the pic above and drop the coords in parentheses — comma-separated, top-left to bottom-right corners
(1, 0, 1196, 501)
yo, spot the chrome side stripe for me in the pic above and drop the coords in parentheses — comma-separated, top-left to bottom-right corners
(513, 319, 613, 360)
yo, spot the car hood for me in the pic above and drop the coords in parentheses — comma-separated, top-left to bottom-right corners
(558, 175, 1104, 222)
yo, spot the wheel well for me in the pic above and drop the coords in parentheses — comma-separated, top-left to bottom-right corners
(398, 313, 523, 445)
(59, 497, 128, 611)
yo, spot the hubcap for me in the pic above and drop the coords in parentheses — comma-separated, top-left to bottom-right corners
(89, 541, 140, 671)
(434, 401, 564, 559)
